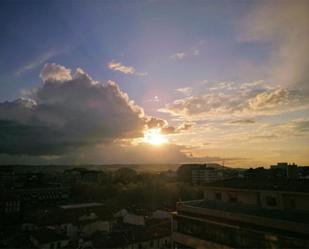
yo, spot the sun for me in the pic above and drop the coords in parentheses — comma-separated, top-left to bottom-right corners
(143, 128, 167, 145)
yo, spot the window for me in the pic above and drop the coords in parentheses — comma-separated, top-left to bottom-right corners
(265, 196, 277, 207)
(50, 243, 55, 249)
(228, 193, 238, 203)
(57, 242, 61, 248)
(150, 240, 154, 247)
(290, 198, 295, 209)
(215, 192, 222, 201)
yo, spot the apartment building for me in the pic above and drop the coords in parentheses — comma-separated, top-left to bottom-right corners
(171, 178, 309, 249)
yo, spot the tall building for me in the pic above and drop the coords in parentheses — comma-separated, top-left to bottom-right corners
(171, 178, 309, 248)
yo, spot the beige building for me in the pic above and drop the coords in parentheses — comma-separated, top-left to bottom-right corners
(172, 178, 309, 249)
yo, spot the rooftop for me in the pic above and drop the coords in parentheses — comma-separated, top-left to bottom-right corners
(178, 199, 309, 225)
(59, 202, 104, 209)
(31, 228, 68, 243)
(205, 178, 309, 193)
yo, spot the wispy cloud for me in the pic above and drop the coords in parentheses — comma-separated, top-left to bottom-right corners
(160, 82, 309, 120)
(239, 0, 309, 91)
(229, 119, 255, 124)
(15, 48, 66, 76)
(176, 87, 192, 95)
(171, 52, 186, 60)
(108, 61, 136, 74)
(107, 61, 147, 76)
(170, 42, 202, 60)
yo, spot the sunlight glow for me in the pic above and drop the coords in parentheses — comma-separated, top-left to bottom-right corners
(143, 128, 167, 145)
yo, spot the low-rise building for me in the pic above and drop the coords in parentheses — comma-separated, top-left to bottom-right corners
(63, 168, 105, 184)
(172, 178, 309, 248)
(30, 228, 69, 249)
(92, 219, 171, 249)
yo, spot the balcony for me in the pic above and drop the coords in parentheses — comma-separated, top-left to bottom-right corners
(175, 200, 309, 236)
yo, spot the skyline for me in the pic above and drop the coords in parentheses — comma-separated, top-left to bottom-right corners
(0, 0, 308, 166)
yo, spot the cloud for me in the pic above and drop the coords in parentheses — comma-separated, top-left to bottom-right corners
(134, 72, 148, 77)
(229, 119, 255, 124)
(176, 87, 192, 95)
(239, 0, 309, 91)
(192, 48, 199, 56)
(275, 119, 309, 137)
(108, 61, 136, 74)
(0, 141, 246, 165)
(160, 85, 308, 119)
(161, 123, 193, 134)
(74, 143, 191, 164)
(40, 63, 72, 82)
(15, 49, 66, 76)
(107, 61, 147, 76)
(0, 63, 165, 155)
(171, 52, 185, 60)
(247, 119, 309, 142)
(170, 43, 201, 61)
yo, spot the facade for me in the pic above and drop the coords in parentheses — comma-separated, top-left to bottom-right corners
(30, 228, 69, 249)
(179, 164, 225, 185)
(172, 178, 309, 249)
(63, 168, 104, 184)
(270, 162, 299, 179)
(91, 219, 171, 249)
(192, 167, 223, 184)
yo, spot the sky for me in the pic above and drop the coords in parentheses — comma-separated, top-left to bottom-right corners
(0, 0, 308, 167)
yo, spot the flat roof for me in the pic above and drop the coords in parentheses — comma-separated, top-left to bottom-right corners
(180, 200, 309, 225)
(59, 202, 103, 209)
(205, 178, 309, 193)
(31, 228, 68, 243)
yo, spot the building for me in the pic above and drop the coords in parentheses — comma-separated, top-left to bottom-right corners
(178, 164, 225, 185)
(114, 209, 146, 226)
(30, 228, 69, 249)
(22, 202, 113, 242)
(0, 166, 15, 189)
(13, 186, 70, 206)
(270, 162, 299, 179)
(299, 166, 309, 179)
(172, 178, 309, 248)
(63, 168, 105, 184)
(91, 219, 171, 249)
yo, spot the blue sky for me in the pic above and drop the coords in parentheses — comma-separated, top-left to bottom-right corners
(0, 0, 265, 101)
(0, 0, 308, 166)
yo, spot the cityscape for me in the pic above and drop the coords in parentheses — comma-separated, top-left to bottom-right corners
(1, 0, 309, 248)
(1, 163, 309, 248)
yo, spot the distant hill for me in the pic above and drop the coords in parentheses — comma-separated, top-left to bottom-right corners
(3, 164, 182, 173)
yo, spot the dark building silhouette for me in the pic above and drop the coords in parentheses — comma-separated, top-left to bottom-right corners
(172, 178, 309, 248)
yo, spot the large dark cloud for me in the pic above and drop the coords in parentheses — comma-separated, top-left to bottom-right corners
(0, 63, 165, 155)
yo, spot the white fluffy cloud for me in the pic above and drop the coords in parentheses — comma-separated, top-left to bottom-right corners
(40, 63, 72, 82)
(108, 61, 136, 74)
(107, 61, 147, 76)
